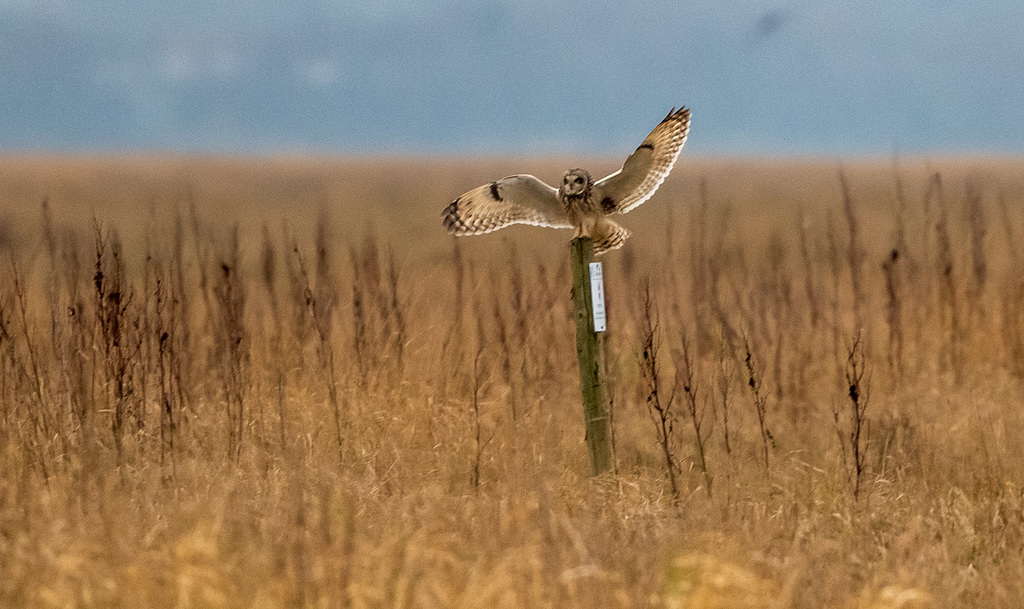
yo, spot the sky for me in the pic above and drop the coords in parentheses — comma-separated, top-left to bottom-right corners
(0, 0, 1022, 155)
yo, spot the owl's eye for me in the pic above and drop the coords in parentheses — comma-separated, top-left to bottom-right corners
(574, 177, 583, 184)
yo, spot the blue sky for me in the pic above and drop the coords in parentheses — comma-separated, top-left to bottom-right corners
(1, 0, 1022, 155)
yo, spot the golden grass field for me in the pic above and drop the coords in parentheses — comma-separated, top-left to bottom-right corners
(2, 154, 1024, 608)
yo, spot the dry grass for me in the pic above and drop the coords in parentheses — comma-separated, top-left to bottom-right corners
(2, 154, 1024, 608)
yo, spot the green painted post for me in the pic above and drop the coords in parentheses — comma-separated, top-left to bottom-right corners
(570, 237, 613, 475)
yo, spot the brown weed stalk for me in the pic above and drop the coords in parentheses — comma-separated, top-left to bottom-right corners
(638, 280, 680, 501)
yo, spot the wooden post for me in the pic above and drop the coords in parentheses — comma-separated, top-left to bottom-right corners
(570, 237, 613, 475)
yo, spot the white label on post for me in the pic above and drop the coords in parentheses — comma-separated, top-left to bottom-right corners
(589, 262, 606, 332)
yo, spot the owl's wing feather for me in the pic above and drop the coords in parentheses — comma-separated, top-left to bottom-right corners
(594, 107, 690, 215)
(442, 174, 571, 235)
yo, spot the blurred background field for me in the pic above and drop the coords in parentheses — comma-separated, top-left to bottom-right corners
(1, 155, 1024, 607)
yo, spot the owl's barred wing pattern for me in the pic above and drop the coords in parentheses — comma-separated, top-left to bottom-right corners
(442, 174, 571, 235)
(594, 107, 690, 215)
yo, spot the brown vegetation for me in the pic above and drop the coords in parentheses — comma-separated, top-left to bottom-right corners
(1, 154, 1024, 607)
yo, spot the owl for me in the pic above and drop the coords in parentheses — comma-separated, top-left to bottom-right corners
(442, 107, 690, 254)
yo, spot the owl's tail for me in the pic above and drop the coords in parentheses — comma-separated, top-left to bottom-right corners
(592, 218, 630, 255)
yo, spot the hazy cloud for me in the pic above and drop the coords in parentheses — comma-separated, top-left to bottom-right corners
(0, 0, 1022, 153)
(753, 8, 789, 40)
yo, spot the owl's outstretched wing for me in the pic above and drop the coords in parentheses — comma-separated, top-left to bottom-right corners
(442, 174, 571, 235)
(594, 107, 690, 215)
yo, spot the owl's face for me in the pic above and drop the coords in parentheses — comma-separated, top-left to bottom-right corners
(561, 168, 591, 196)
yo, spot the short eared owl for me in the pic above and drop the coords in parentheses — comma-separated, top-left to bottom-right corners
(442, 107, 690, 254)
